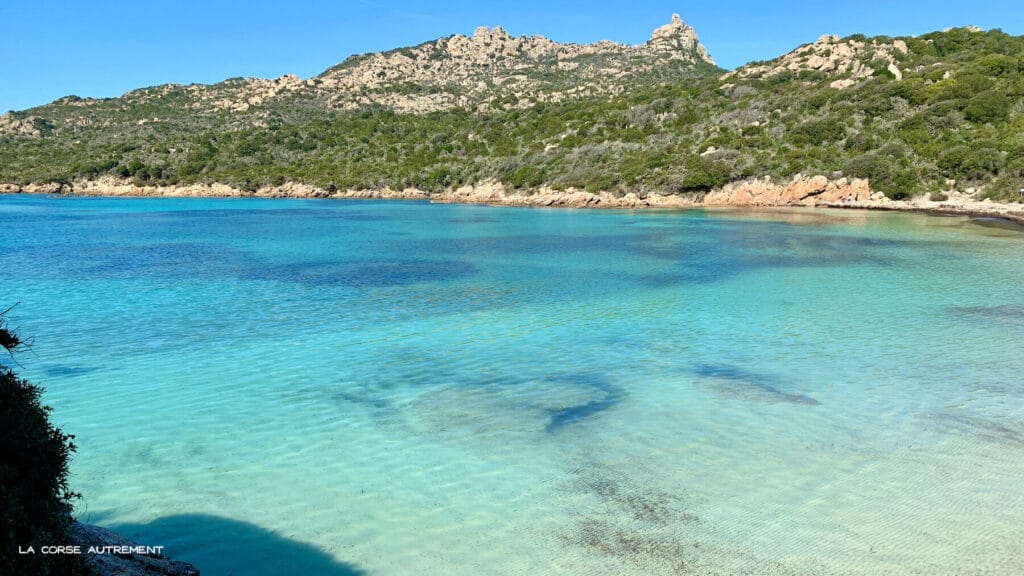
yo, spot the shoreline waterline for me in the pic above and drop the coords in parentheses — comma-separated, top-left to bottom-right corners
(4, 176, 1024, 224)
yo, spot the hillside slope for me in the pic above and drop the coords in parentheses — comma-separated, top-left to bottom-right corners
(1, 16, 1022, 203)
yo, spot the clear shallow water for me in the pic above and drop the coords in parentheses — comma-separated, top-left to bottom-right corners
(2, 195, 1023, 575)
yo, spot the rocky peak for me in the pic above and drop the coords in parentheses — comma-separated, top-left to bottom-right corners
(473, 26, 511, 44)
(647, 13, 715, 65)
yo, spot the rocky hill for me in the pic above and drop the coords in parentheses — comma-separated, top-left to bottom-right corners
(1, 15, 1022, 204)
(723, 33, 910, 89)
(0, 14, 716, 136)
(311, 13, 716, 113)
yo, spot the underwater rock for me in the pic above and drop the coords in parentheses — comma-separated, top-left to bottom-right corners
(691, 364, 819, 405)
(929, 412, 1024, 447)
(951, 304, 1024, 321)
(545, 373, 626, 432)
(968, 217, 1024, 232)
(406, 372, 626, 435)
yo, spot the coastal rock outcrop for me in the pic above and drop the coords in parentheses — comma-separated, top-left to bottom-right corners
(703, 175, 871, 206)
(431, 181, 699, 208)
(18, 182, 71, 194)
(6, 175, 1024, 222)
(73, 177, 249, 198)
(69, 522, 199, 576)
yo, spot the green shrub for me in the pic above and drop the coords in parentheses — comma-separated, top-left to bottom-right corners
(987, 179, 1024, 202)
(844, 132, 879, 153)
(985, 161, 1024, 201)
(1, 312, 86, 576)
(679, 155, 731, 191)
(843, 153, 919, 199)
(937, 145, 1004, 181)
(789, 118, 846, 146)
(507, 164, 545, 188)
(963, 90, 1012, 123)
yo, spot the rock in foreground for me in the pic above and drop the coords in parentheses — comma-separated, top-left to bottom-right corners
(68, 522, 199, 576)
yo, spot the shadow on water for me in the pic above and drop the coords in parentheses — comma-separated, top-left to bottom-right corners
(691, 364, 820, 406)
(545, 373, 627, 432)
(440, 215, 501, 224)
(951, 304, 1024, 325)
(242, 258, 477, 287)
(2, 241, 243, 281)
(411, 232, 648, 257)
(111, 514, 367, 576)
(42, 364, 101, 378)
(928, 412, 1024, 447)
(625, 223, 904, 287)
(965, 217, 1024, 235)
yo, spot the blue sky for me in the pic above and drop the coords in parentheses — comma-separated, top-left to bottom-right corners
(1, 0, 1022, 113)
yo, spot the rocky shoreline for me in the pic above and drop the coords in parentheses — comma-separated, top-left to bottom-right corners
(68, 522, 199, 576)
(2, 175, 1023, 224)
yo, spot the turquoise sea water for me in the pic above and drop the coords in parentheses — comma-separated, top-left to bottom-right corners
(2, 195, 1023, 575)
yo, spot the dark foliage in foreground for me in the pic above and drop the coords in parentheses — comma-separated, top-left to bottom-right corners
(0, 311, 87, 575)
